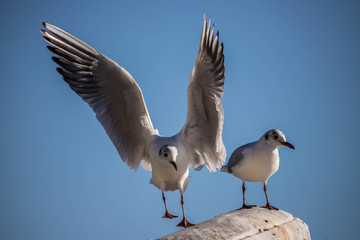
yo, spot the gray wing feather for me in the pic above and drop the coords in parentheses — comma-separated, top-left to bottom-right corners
(180, 16, 226, 172)
(41, 22, 155, 171)
(226, 142, 256, 172)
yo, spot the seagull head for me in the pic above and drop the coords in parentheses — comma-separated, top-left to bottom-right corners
(263, 129, 295, 150)
(159, 145, 179, 171)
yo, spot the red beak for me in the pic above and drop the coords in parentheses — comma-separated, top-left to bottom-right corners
(170, 161, 178, 171)
(281, 141, 295, 150)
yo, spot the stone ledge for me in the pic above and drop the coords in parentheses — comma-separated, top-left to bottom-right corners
(157, 207, 310, 240)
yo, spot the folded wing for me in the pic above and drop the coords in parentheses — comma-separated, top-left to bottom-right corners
(41, 22, 155, 170)
(180, 16, 226, 172)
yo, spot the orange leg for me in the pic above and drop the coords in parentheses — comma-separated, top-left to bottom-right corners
(240, 181, 256, 210)
(162, 191, 178, 219)
(176, 192, 194, 228)
(261, 183, 279, 210)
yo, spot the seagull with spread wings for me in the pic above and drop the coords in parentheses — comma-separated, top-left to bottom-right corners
(41, 16, 226, 228)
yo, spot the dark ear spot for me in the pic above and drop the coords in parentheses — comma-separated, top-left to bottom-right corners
(265, 134, 269, 140)
(159, 145, 169, 156)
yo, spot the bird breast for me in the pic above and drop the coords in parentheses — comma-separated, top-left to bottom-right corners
(232, 148, 279, 183)
(149, 138, 190, 191)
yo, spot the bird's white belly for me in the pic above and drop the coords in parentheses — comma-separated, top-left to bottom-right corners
(232, 153, 279, 183)
(150, 158, 189, 192)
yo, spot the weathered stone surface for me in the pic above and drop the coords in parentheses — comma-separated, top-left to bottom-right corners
(157, 207, 310, 240)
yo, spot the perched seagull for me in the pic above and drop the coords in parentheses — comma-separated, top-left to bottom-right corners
(40, 16, 226, 228)
(221, 129, 294, 210)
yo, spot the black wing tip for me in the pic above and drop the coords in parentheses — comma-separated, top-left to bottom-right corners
(46, 45, 58, 55)
(41, 22, 47, 28)
(46, 45, 56, 54)
(52, 56, 60, 64)
(56, 67, 63, 74)
(43, 36, 50, 42)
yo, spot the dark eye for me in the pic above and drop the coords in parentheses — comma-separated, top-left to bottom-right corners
(164, 153, 168, 158)
(273, 134, 278, 140)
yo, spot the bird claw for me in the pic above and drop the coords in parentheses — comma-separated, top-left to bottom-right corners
(239, 204, 256, 210)
(177, 218, 194, 228)
(162, 211, 178, 219)
(261, 204, 279, 210)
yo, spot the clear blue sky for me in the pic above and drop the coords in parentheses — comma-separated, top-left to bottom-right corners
(1, 0, 359, 239)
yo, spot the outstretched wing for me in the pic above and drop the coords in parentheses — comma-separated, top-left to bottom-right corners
(180, 16, 226, 172)
(41, 22, 155, 171)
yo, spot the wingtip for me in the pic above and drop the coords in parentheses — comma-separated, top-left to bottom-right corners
(41, 21, 47, 28)
(42, 36, 51, 44)
(56, 67, 63, 74)
(52, 56, 60, 64)
(47, 45, 55, 51)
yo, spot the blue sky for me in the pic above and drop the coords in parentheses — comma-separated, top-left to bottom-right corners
(1, 0, 359, 239)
